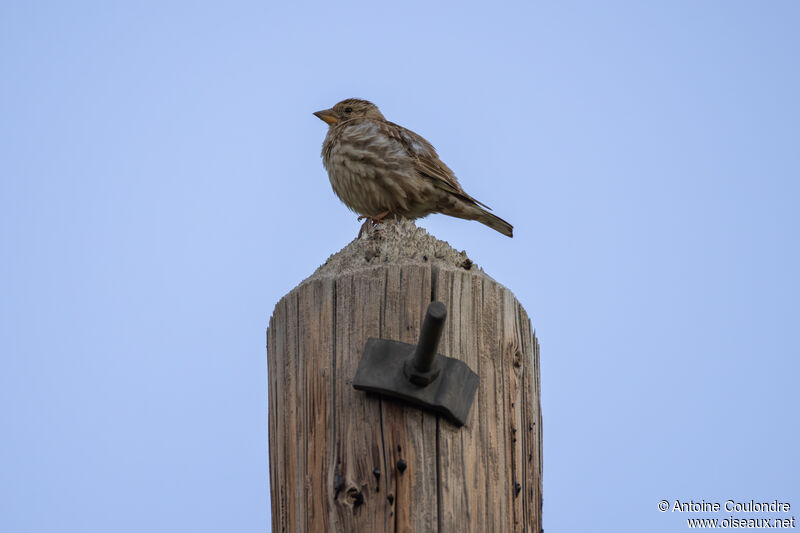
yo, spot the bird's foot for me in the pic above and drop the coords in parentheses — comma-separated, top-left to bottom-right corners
(357, 210, 392, 225)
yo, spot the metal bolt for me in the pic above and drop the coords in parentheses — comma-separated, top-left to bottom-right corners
(403, 302, 446, 386)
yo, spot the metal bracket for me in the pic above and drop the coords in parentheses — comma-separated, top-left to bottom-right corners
(353, 302, 479, 426)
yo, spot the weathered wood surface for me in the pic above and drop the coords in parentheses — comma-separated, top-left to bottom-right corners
(267, 223, 542, 532)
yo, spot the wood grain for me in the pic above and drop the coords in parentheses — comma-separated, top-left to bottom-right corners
(267, 263, 542, 532)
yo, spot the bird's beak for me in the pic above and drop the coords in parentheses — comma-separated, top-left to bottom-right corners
(313, 109, 339, 125)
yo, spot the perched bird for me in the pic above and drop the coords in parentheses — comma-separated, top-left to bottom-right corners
(313, 98, 513, 237)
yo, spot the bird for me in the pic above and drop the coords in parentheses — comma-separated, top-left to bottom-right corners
(313, 98, 513, 237)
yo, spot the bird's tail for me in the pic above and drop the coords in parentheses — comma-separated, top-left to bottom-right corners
(476, 209, 513, 237)
(443, 200, 514, 237)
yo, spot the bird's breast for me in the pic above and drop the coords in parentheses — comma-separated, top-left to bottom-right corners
(320, 121, 440, 218)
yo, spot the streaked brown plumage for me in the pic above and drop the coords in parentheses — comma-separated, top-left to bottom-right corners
(313, 98, 513, 237)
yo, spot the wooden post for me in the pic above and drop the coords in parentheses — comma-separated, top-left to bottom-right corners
(267, 222, 542, 532)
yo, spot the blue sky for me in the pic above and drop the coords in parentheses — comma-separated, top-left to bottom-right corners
(1, 1, 798, 531)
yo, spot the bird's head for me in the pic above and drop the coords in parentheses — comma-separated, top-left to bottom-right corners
(313, 98, 385, 126)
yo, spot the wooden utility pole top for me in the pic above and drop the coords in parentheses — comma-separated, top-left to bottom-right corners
(267, 221, 542, 532)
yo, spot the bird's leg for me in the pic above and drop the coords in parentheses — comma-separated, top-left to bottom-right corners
(357, 210, 392, 225)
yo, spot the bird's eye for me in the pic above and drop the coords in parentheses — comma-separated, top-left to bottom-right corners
(345, 107, 352, 113)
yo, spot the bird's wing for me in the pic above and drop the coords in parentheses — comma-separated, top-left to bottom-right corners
(387, 122, 492, 211)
